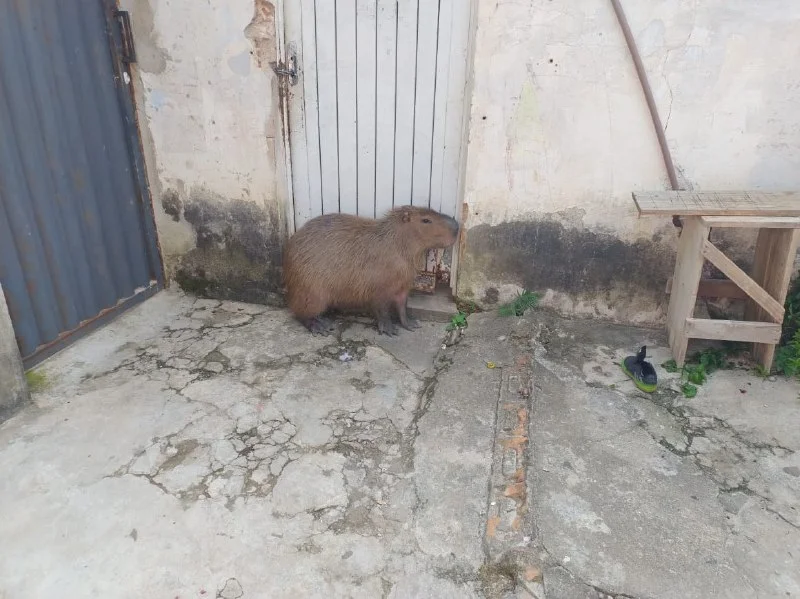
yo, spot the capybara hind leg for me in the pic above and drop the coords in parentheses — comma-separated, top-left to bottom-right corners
(373, 302, 398, 336)
(394, 291, 420, 331)
(290, 290, 334, 336)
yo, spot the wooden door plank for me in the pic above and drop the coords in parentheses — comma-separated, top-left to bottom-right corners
(633, 191, 800, 216)
(428, 0, 452, 213)
(393, 0, 419, 206)
(285, 0, 310, 230)
(375, 0, 397, 217)
(336, 0, 358, 214)
(438, 0, 472, 219)
(355, 0, 377, 217)
(410, 0, 441, 207)
(666, 218, 708, 365)
(315, 0, 340, 214)
(299, 0, 323, 223)
(745, 229, 800, 369)
(685, 319, 782, 344)
(701, 239, 785, 323)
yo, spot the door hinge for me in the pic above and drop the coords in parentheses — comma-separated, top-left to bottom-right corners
(115, 10, 137, 64)
(270, 46, 298, 86)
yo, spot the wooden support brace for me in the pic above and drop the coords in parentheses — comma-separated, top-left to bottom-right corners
(684, 319, 781, 344)
(701, 239, 784, 323)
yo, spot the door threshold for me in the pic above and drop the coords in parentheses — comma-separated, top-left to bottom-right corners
(408, 287, 457, 323)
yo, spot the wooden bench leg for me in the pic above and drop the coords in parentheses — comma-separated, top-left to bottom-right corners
(745, 229, 800, 370)
(666, 217, 709, 366)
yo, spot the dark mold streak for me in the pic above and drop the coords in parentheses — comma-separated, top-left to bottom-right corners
(170, 189, 285, 306)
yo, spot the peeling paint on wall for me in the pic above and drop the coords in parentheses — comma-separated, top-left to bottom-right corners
(128, 0, 169, 74)
(244, 0, 276, 70)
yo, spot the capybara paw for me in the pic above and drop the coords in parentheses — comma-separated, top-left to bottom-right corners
(377, 318, 398, 336)
(304, 316, 336, 336)
(402, 316, 421, 331)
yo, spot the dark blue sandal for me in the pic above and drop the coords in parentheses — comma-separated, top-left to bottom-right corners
(621, 346, 658, 393)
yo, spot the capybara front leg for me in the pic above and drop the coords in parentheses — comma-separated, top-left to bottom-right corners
(301, 316, 336, 336)
(374, 302, 398, 336)
(394, 292, 420, 331)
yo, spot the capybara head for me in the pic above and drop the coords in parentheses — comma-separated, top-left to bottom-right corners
(385, 206, 460, 250)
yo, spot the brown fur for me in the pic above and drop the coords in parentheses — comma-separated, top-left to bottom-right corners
(283, 206, 459, 335)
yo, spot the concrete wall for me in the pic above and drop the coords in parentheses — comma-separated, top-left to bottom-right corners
(123, 0, 287, 305)
(0, 285, 29, 421)
(457, 0, 800, 324)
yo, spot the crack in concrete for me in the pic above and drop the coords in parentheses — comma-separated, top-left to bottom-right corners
(635, 393, 797, 514)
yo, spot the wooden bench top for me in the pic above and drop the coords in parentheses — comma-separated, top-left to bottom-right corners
(632, 191, 800, 217)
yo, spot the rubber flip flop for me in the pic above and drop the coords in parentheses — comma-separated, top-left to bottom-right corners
(621, 345, 658, 393)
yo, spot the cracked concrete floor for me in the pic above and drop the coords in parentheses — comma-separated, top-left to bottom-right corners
(0, 290, 500, 599)
(2, 291, 799, 599)
(527, 314, 800, 599)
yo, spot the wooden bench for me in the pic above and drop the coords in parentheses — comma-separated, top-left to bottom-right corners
(632, 191, 800, 370)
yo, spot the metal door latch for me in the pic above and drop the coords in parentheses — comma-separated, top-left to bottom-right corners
(114, 10, 137, 64)
(270, 47, 298, 86)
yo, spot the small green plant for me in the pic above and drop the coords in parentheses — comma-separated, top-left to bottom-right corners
(753, 364, 771, 378)
(775, 328, 800, 377)
(662, 359, 678, 373)
(661, 346, 739, 398)
(684, 363, 707, 385)
(446, 311, 468, 331)
(498, 290, 540, 317)
(25, 369, 49, 392)
(694, 347, 730, 373)
(773, 274, 800, 377)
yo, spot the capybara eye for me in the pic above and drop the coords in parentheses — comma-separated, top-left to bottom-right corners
(422, 218, 431, 224)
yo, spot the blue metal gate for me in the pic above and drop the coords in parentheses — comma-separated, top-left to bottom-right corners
(0, 0, 163, 366)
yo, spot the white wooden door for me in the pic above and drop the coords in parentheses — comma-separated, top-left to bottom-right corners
(283, 0, 474, 231)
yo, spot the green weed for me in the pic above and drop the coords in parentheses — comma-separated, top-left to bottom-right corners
(498, 290, 540, 317)
(662, 346, 739, 398)
(773, 274, 800, 377)
(775, 328, 800, 377)
(446, 311, 468, 331)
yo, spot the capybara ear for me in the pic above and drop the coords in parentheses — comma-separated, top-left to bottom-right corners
(401, 210, 412, 223)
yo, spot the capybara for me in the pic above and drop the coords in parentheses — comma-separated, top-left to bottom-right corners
(284, 206, 460, 336)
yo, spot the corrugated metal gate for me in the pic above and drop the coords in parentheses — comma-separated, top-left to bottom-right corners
(0, 0, 162, 366)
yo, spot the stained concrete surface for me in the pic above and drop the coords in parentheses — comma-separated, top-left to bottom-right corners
(0, 290, 498, 599)
(525, 314, 800, 599)
(1, 290, 799, 599)
(0, 284, 29, 419)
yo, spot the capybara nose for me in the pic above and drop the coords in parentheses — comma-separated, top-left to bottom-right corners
(447, 216, 460, 235)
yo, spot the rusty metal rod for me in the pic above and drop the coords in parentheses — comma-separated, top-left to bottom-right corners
(610, 0, 686, 232)
(609, 0, 680, 191)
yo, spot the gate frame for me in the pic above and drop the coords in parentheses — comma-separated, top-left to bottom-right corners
(272, 0, 479, 296)
(20, 0, 165, 368)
